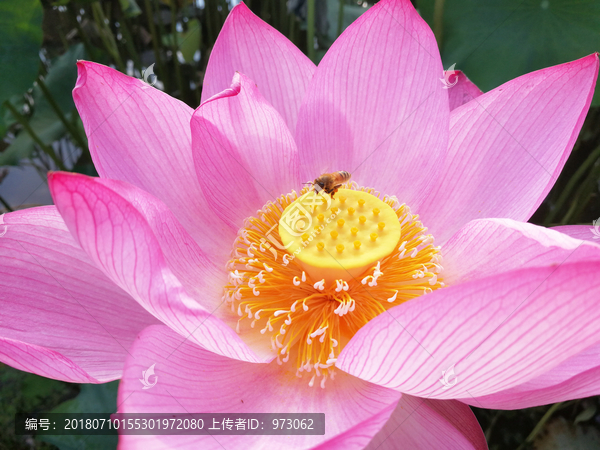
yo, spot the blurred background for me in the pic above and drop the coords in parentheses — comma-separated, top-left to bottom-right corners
(1, 0, 599, 448)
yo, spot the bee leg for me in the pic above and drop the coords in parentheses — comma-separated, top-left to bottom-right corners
(330, 186, 340, 199)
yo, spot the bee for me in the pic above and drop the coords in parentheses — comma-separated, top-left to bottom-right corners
(305, 171, 351, 199)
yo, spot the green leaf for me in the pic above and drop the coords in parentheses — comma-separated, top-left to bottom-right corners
(0, 364, 78, 450)
(534, 417, 600, 450)
(0, 117, 65, 166)
(0, 0, 43, 105)
(119, 0, 142, 18)
(178, 19, 202, 63)
(326, 0, 371, 42)
(38, 382, 119, 450)
(418, 0, 600, 105)
(1, 44, 86, 166)
(35, 43, 87, 116)
(162, 19, 202, 63)
(574, 404, 597, 424)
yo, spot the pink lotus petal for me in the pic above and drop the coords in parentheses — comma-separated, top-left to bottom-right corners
(73, 61, 232, 261)
(552, 225, 600, 242)
(365, 396, 487, 450)
(337, 261, 600, 399)
(192, 72, 299, 229)
(202, 3, 315, 131)
(462, 359, 600, 410)
(419, 54, 599, 244)
(459, 341, 600, 409)
(0, 206, 158, 382)
(295, 0, 449, 206)
(90, 177, 225, 306)
(443, 218, 600, 284)
(0, 338, 97, 383)
(117, 325, 401, 450)
(310, 403, 398, 450)
(446, 71, 483, 111)
(49, 172, 265, 363)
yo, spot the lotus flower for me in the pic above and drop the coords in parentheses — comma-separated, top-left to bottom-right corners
(1, 0, 600, 448)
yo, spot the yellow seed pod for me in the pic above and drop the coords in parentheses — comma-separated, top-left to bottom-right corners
(278, 189, 401, 283)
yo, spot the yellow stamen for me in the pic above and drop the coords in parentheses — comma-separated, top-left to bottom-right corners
(222, 184, 444, 387)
